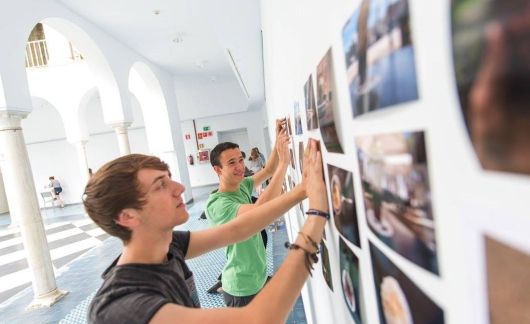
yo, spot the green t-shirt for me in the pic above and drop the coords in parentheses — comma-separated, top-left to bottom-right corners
(205, 177, 267, 296)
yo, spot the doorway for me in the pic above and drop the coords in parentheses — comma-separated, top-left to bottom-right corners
(217, 128, 251, 157)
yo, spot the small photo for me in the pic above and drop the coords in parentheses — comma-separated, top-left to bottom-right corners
(339, 237, 362, 324)
(370, 242, 444, 324)
(285, 115, 293, 136)
(290, 148, 296, 170)
(327, 164, 361, 247)
(342, 0, 419, 118)
(356, 131, 438, 274)
(485, 235, 530, 324)
(451, 0, 530, 175)
(197, 149, 210, 163)
(304, 75, 319, 130)
(316, 48, 343, 153)
(321, 241, 334, 291)
(294, 101, 303, 135)
(298, 141, 305, 173)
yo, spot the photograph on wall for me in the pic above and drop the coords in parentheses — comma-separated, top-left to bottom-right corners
(451, 0, 530, 175)
(339, 237, 362, 324)
(370, 242, 444, 324)
(356, 131, 438, 274)
(342, 0, 419, 118)
(304, 75, 319, 130)
(197, 149, 210, 163)
(298, 141, 305, 173)
(321, 241, 334, 291)
(316, 48, 344, 153)
(485, 235, 530, 324)
(328, 164, 361, 247)
(285, 114, 293, 137)
(290, 148, 296, 170)
(294, 101, 303, 135)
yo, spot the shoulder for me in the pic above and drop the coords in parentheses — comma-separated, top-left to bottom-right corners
(170, 231, 191, 257)
(89, 269, 168, 323)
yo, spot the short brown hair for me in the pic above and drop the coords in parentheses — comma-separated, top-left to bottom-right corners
(83, 154, 169, 242)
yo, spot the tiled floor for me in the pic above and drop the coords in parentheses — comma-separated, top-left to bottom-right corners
(0, 186, 307, 324)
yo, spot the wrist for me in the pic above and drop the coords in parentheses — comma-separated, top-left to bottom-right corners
(308, 204, 329, 213)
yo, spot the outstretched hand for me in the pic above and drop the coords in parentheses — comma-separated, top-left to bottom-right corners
(276, 131, 290, 165)
(305, 139, 328, 212)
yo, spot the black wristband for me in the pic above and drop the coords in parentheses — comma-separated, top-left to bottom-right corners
(306, 209, 330, 220)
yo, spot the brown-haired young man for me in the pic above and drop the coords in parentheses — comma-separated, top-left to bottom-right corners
(83, 140, 328, 323)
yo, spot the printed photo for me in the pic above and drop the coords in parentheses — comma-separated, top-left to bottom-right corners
(370, 242, 444, 324)
(356, 131, 438, 274)
(290, 148, 296, 170)
(294, 101, 303, 135)
(298, 141, 305, 173)
(327, 164, 361, 247)
(321, 241, 334, 291)
(485, 235, 530, 324)
(286, 115, 293, 137)
(342, 0, 419, 118)
(339, 237, 362, 324)
(316, 48, 343, 153)
(197, 149, 210, 163)
(304, 75, 319, 130)
(451, 0, 530, 175)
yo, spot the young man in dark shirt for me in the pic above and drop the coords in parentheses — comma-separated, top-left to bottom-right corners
(83, 139, 328, 323)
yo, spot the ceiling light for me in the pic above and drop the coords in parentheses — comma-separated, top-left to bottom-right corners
(153, 9, 160, 15)
(172, 32, 185, 44)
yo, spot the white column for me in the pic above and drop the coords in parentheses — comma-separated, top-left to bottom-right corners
(112, 122, 132, 156)
(0, 169, 9, 214)
(74, 140, 90, 186)
(0, 111, 67, 308)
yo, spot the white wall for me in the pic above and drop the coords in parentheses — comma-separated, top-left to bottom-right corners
(181, 110, 269, 187)
(175, 79, 250, 121)
(261, 0, 530, 324)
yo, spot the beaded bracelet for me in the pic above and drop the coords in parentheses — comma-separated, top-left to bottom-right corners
(284, 242, 319, 276)
(306, 209, 330, 220)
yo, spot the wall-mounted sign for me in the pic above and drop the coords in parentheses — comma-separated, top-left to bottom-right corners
(203, 126, 210, 131)
(197, 149, 210, 163)
(197, 133, 203, 139)
(185, 134, 191, 140)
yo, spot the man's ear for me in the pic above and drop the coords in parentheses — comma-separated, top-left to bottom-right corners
(213, 165, 222, 176)
(116, 209, 139, 229)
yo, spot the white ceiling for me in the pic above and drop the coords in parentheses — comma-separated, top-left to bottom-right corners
(55, 0, 265, 112)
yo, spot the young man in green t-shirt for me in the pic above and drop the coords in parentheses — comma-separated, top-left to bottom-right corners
(206, 119, 292, 307)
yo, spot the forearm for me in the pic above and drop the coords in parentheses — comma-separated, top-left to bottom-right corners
(227, 186, 305, 244)
(246, 215, 327, 323)
(255, 162, 288, 205)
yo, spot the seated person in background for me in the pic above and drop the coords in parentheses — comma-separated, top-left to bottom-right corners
(48, 176, 65, 208)
(83, 140, 328, 323)
(206, 119, 291, 307)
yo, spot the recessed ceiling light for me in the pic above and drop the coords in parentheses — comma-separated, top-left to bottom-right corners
(153, 10, 160, 15)
(172, 32, 185, 43)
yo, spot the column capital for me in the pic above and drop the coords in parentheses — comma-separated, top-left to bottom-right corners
(0, 110, 29, 131)
(110, 121, 132, 130)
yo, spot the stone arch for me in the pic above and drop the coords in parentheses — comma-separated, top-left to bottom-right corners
(128, 62, 173, 153)
(40, 17, 133, 124)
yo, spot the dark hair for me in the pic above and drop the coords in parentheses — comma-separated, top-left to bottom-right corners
(83, 154, 169, 242)
(210, 142, 239, 167)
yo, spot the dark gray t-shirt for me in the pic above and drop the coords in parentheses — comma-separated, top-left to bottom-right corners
(88, 231, 200, 324)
